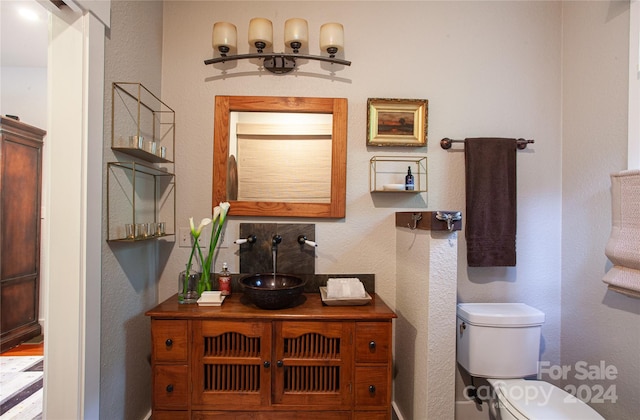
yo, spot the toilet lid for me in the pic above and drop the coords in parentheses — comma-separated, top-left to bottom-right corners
(488, 379, 604, 419)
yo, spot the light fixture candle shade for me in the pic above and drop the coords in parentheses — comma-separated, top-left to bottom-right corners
(284, 18, 308, 52)
(212, 22, 237, 55)
(248, 18, 273, 52)
(320, 23, 344, 57)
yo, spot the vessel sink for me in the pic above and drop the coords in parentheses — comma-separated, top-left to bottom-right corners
(240, 274, 306, 310)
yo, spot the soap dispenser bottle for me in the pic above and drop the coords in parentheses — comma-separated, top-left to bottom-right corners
(219, 262, 231, 296)
(405, 166, 414, 191)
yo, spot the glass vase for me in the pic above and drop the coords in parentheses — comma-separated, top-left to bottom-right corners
(178, 271, 201, 304)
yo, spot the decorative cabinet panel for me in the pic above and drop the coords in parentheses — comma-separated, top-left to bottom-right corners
(147, 293, 396, 419)
(273, 321, 353, 407)
(192, 320, 271, 409)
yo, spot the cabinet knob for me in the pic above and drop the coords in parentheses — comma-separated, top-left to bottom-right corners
(263, 361, 271, 368)
(369, 385, 376, 394)
(165, 338, 173, 347)
(277, 360, 284, 368)
(369, 340, 376, 350)
(166, 384, 174, 393)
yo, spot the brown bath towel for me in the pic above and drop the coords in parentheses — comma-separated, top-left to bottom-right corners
(465, 138, 517, 267)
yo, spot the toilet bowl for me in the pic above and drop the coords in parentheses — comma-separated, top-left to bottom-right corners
(457, 303, 604, 420)
(487, 379, 603, 420)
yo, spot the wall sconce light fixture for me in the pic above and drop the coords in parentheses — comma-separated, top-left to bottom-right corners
(204, 18, 351, 74)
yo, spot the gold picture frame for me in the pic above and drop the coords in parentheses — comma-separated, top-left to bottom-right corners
(367, 98, 428, 146)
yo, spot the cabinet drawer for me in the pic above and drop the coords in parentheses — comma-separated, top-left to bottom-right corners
(355, 367, 390, 407)
(193, 412, 352, 419)
(355, 322, 391, 363)
(152, 319, 188, 362)
(354, 411, 390, 420)
(151, 410, 189, 420)
(153, 365, 189, 410)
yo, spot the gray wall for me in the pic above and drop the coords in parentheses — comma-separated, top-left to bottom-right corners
(102, 1, 164, 418)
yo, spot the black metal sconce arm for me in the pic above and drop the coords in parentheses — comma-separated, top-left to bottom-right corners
(204, 52, 351, 74)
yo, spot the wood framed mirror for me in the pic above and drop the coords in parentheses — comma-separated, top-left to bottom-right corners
(213, 96, 347, 218)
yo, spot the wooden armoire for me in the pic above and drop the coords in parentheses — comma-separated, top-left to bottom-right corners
(0, 116, 45, 352)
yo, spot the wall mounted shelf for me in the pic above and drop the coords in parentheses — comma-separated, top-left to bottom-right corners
(111, 82, 175, 163)
(106, 161, 175, 242)
(370, 155, 427, 193)
(108, 82, 177, 243)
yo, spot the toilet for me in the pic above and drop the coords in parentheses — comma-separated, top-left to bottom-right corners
(456, 303, 604, 420)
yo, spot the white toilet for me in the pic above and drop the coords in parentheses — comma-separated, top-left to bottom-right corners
(456, 303, 604, 420)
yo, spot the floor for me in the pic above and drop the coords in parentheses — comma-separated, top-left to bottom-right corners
(0, 339, 44, 420)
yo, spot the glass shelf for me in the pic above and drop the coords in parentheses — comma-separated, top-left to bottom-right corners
(370, 155, 427, 193)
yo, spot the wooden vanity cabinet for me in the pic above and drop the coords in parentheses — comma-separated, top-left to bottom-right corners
(147, 293, 396, 419)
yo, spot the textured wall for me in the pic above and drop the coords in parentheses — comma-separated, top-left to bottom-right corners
(395, 229, 458, 419)
(561, 2, 639, 419)
(102, 1, 164, 418)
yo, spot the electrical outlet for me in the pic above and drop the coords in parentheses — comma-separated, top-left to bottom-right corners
(179, 228, 191, 248)
(179, 227, 208, 248)
(218, 229, 230, 248)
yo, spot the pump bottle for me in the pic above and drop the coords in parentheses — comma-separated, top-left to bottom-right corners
(219, 262, 231, 296)
(405, 166, 415, 191)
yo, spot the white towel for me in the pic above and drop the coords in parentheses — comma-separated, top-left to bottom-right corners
(603, 170, 640, 298)
(326, 278, 366, 299)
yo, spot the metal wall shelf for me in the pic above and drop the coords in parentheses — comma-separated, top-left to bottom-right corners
(108, 82, 177, 243)
(370, 155, 427, 193)
(106, 161, 175, 242)
(111, 82, 175, 163)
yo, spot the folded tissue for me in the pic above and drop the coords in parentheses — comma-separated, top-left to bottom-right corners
(197, 291, 225, 306)
(326, 278, 366, 299)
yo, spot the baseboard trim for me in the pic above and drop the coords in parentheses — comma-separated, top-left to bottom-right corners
(392, 401, 405, 420)
(455, 399, 488, 420)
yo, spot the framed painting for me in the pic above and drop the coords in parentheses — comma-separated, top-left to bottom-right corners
(367, 98, 428, 146)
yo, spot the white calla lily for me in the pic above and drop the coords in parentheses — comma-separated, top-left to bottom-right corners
(191, 217, 212, 237)
(183, 202, 232, 297)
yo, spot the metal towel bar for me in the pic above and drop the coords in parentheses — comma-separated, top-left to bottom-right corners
(440, 138, 534, 150)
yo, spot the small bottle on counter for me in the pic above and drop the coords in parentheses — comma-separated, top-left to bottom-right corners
(219, 262, 231, 296)
(405, 166, 414, 191)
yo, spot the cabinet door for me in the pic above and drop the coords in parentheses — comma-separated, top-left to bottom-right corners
(0, 126, 43, 351)
(192, 320, 272, 409)
(272, 321, 353, 408)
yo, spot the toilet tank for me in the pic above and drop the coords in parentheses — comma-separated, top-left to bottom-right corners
(456, 303, 545, 378)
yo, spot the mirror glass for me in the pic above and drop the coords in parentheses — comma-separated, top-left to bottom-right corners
(213, 96, 347, 218)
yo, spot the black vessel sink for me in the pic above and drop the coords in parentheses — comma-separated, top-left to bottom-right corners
(240, 274, 306, 310)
